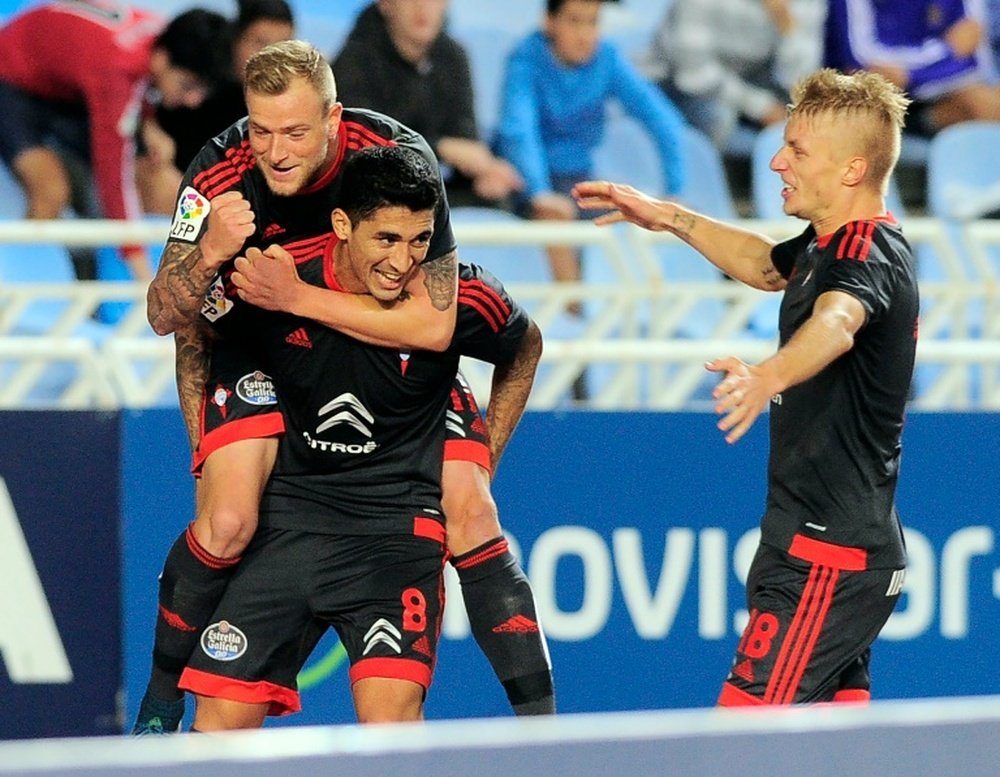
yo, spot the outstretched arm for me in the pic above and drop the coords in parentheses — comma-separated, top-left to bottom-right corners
(485, 319, 543, 472)
(147, 192, 256, 335)
(573, 180, 786, 291)
(232, 244, 459, 351)
(706, 290, 866, 443)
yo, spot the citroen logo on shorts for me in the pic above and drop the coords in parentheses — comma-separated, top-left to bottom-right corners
(200, 620, 248, 661)
(362, 618, 402, 656)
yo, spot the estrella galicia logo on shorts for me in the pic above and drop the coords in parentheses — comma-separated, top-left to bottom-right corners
(169, 186, 211, 241)
(200, 620, 248, 661)
(236, 371, 278, 405)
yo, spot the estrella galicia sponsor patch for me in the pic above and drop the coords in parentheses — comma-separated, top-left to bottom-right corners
(200, 620, 248, 661)
(201, 274, 233, 322)
(169, 186, 210, 242)
(236, 371, 277, 405)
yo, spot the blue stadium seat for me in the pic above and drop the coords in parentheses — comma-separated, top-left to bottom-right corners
(926, 121, 1000, 221)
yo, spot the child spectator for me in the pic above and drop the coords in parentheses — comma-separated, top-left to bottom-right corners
(493, 0, 686, 399)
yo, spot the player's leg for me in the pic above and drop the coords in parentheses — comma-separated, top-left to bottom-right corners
(335, 531, 445, 724)
(716, 541, 902, 706)
(352, 678, 424, 723)
(190, 697, 269, 731)
(442, 376, 555, 715)
(133, 349, 283, 734)
(184, 527, 320, 732)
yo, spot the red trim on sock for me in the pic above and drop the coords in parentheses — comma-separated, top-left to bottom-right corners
(178, 667, 300, 716)
(184, 524, 241, 570)
(451, 537, 509, 570)
(717, 681, 767, 707)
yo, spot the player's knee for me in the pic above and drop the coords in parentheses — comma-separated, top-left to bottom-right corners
(194, 504, 258, 558)
(444, 494, 501, 556)
(354, 694, 423, 724)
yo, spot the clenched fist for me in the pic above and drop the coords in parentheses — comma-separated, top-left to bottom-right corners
(199, 191, 256, 269)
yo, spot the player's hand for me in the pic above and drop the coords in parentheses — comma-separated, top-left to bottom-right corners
(705, 357, 774, 444)
(199, 191, 256, 269)
(231, 244, 302, 312)
(572, 180, 675, 230)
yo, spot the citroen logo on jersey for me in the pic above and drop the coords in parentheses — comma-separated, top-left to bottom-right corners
(316, 393, 373, 435)
(302, 393, 379, 454)
(362, 618, 402, 656)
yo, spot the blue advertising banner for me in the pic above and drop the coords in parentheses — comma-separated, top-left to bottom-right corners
(0, 411, 121, 739)
(120, 410, 1000, 728)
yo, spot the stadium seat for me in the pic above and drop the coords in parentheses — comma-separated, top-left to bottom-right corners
(454, 26, 520, 140)
(0, 161, 26, 219)
(926, 121, 1000, 221)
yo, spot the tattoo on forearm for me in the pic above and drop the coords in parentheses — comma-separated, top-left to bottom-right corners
(174, 324, 212, 453)
(669, 211, 697, 240)
(486, 321, 543, 471)
(422, 250, 458, 311)
(146, 241, 215, 332)
(761, 264, 784, 288)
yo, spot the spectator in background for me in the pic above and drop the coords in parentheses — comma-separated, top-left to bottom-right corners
(333, 0, 523, 209)
(644, 0, 827, 150)
(825, 0, 1000, 133)
(990, 0, 1000, 77)
(136, 0, 295, 215)
(493, 0, 686, 400)
(0, 1, 229, 280)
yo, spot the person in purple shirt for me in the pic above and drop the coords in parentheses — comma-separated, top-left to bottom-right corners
(493, 0, 686, 400)
(825, 0, 1000, 132)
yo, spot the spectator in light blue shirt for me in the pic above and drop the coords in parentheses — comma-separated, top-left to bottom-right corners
(493, 0, 686, 400)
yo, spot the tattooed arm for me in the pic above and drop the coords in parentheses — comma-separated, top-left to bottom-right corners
(572, 180, 785, 291)
(485, 318, 543, 473)
(147, 192, 256, 335)
(232, 246, 459, 351)
(173, 323, 212, 452)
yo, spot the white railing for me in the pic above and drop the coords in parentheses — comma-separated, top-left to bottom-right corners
(0, 217, 998, 410)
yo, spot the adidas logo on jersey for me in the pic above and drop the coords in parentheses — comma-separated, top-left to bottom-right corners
(262, 222, 286, 239)
(285, 328, 312, 348)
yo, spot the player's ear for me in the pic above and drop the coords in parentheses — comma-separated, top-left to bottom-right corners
(327, 102, 343, 139)
(331, 208, 351, 240)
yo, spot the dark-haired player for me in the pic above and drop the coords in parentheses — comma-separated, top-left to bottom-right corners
(179, 144, 542, 728)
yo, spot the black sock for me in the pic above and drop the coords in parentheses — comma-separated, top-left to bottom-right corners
(147, 524, 240, 702)
(452, 537, 555, 715)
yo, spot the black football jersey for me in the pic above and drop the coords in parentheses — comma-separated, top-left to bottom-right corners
(763, 217, 919, 569)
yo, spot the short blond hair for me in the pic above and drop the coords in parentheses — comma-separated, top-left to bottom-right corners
(244, 40, 337, 111)
(789, 68, 911, 188)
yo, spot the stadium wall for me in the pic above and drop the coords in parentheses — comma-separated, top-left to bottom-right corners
(1, 410, 998, 739)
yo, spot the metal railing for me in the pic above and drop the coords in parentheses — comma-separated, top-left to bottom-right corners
(0, 217, 997, 410)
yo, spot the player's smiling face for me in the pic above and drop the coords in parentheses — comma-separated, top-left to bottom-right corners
(246, 76, 342, 196)
(332, 205, 435, 302)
